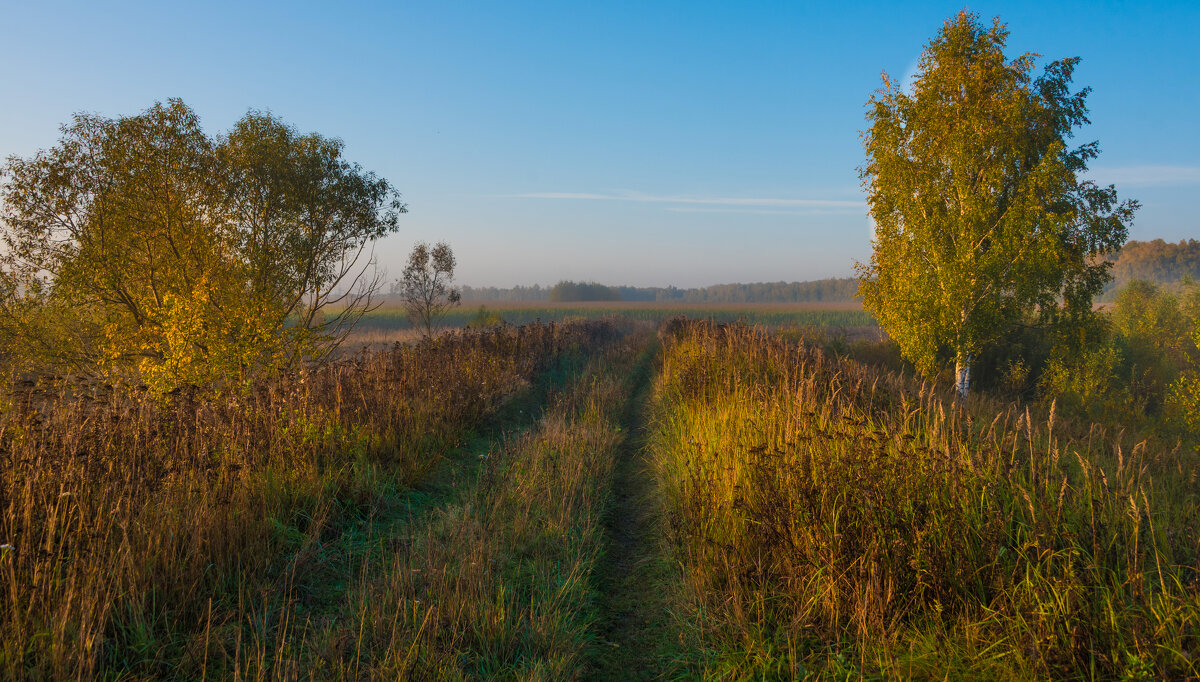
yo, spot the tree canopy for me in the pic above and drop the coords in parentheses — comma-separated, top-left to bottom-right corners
(0, 99, 404, 389)
(856, 11, 1137, 398)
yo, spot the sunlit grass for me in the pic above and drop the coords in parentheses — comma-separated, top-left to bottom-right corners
(649, 319, 1200, 679)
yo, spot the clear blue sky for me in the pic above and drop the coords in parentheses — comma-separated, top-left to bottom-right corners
(2, 1, 1196, 287)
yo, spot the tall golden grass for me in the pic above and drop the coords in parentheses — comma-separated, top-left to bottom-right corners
(650, 319, 1200, 679)
(0, 321, 616, 679)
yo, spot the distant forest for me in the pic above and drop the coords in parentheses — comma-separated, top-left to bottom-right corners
(455, 240, 1197, 304)
(460, 278, 861, 303)
(1102, 238, 1200, 299)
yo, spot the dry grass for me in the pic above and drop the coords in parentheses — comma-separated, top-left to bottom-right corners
(9, 314, 1194, 679)
(650, 319, 1200, 679)
(0, 321, 617, 679)
(336, 327, 425, 355)
(296, 325, 657, 679)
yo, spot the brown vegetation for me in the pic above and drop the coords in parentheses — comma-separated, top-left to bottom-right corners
(0, 321, 617, 679)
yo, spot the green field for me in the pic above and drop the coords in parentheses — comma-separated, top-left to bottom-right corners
(359, 299, 876, 331)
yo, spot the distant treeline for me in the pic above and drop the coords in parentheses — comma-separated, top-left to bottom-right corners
(457, 284, 553, 301)
(1102, 239, 1200, 299)
(548, 281, 622, 302)
(459, 277, 861, 303)
(453, 239, 1198, 304)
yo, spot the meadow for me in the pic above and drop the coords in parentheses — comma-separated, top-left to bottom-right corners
(363, 299, 870, 328)
(0, 321, 624, 679)
(649, 320, 1200, 679)
(341, 300, 877, 353)
(2, 314, 1198, 680)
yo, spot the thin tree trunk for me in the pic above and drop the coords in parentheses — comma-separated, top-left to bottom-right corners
(955, 353, 971, 402)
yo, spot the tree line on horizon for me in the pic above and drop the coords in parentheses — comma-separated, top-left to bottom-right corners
(1100, 238, 1200, 300)
(453, 277, 862, 303)
(450, 239, 1198, 305)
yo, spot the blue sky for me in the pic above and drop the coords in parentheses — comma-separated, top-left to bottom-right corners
(2, 1, 1197, 287)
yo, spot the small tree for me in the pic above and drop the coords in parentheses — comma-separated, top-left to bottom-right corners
(399, 242, 461, 337)
(857, 11, 1137, 400)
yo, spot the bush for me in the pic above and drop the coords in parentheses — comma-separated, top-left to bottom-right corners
(465, 305, 506, 329)
(1035, 280, 1200, 432)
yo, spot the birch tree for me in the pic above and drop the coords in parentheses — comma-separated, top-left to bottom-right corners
(857, 11, 1137, 400)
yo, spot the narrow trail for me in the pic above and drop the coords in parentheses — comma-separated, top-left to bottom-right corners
(593, 339, 679, 680)
(282, 353, 586, 649)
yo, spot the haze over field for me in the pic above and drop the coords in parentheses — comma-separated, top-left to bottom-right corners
(1, 1, 1197, 287)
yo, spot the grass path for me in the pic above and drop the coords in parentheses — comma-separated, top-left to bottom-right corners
(294, 328, 671, 678)
(176, 343, 609, 677)
(195, 347, 601, 679)
(592, 337, 684, 680)
(62, 328, 688, 679)
(308, 331, 685, 679)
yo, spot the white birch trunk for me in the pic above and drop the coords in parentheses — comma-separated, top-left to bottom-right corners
(955, 354, 971, 401)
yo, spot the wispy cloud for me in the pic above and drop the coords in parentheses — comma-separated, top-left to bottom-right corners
(507, 190, 864, 213)
(665, 206, 858, 216)
(514, 192, 619, 201)
(1086, 165, 1200, 187)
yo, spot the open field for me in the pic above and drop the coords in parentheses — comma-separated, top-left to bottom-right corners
(3, 317, 1198, 679)
(342, 300, 877, 353)
(449, 300, 866, 311)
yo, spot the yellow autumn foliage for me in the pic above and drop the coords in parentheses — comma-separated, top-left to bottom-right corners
(0, 99, 403, 391)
